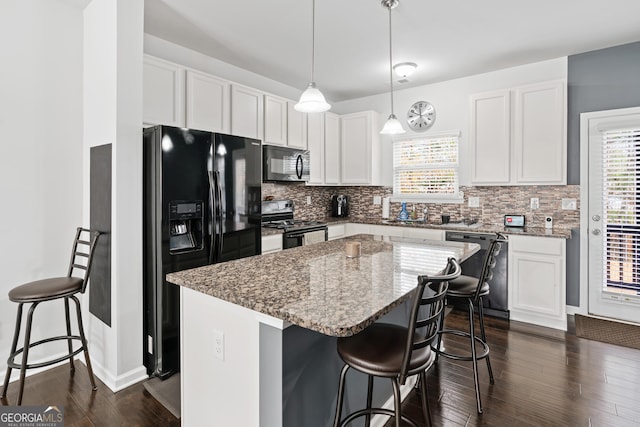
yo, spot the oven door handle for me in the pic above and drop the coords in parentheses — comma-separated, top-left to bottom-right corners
(285, 232, 307, 239)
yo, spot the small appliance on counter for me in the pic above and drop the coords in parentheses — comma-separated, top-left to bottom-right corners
(331, 194, 349, 217)
(504, 214, 525, 228)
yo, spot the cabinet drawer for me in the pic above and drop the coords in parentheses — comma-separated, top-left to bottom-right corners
(328, 224, 346, 240)
(509, 235, 564, 256)
(261, 234, 283, 254)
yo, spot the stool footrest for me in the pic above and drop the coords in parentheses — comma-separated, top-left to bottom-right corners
(338, 407, 420, 427)
(7, 335, 84, 370)
(432, 329, 490, 361)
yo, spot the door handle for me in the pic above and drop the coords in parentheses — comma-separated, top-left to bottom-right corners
(592, 229, 601, 236)
(296, 155, 303, 179)
(208, 171, 216, 264)
(216, 171, 224, 257)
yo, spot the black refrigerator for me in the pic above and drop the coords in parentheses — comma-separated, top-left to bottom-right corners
(143, 125, 262, 379)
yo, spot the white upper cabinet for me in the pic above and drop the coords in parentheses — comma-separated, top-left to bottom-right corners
(470, 80, 566, 186)
(307, 112, 325, 185)
(263, 95, 287, 145)
(340, 111, 382, 185)
(324, 113, 341, 185)
(231, 84, 264, 140)
(514, 81, 566, 184)
(185, 70, 230, 133)
(287, 102, 308, 149)
(470, 89, 511, 184)
(143, 55, 185, 127)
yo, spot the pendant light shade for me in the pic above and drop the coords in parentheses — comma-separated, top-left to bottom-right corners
(380, 0, 405, 135)
(295, 0, 330, 113)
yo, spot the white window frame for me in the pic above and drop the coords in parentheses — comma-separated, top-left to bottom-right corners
(390, 130, 463, 203)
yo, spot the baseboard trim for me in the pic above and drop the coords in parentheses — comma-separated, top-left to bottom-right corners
(89, 360, 148, 392)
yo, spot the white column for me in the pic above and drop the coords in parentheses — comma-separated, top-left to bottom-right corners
(83, 0, 145, 391)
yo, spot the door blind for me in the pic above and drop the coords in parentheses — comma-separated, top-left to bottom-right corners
(602, 127, 640, 292)
(393, 135, 458, 196)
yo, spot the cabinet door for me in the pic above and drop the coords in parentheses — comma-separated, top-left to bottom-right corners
(370, 225, 404, 237)
(469, 90, 511, 185)
(345, 223, 370, 236)
(307, 112, 325, 185)
(508, 235, 566, 330)
(261, 234, 283, 254)
(143, 56, 185, 127)
(231, 85, 264, 140)
(514, 80, 566, 184)
(403, 228, 444, 240)
(324, 113, 341, 185)
(264, 95, 287, 145)
(341, 111, 372, 185)
(327, 224, 345, 241)
(185, 70, 230, 133)
(287, 102, 308, 149)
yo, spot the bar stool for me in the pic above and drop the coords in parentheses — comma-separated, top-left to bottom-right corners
(432, 232, 506, 414)
(333, 257, 461, 427)
(1, 227, 101, 405)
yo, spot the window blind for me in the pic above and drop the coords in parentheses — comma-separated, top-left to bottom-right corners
(602, 128, 640, 292)
(393, 135, 459, 196)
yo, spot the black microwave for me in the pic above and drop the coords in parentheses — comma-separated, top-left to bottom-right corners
(262, 145, 310, 182)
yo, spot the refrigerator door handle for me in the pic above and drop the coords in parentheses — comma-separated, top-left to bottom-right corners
(295, 154, 303, 179)
(208, 170, 216, 264)
(216, 170, 224, 258)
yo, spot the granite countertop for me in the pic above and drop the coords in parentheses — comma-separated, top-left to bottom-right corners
(167, 234, 479, 337)
(320, 217, 573, 239)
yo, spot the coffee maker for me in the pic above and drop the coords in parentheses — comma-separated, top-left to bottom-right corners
(331, 195, 349, 217)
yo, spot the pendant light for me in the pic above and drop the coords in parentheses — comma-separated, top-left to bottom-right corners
(295, 0, 331, 113)
(380, 0, 406, 134)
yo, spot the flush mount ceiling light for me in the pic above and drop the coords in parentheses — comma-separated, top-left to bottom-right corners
(295, 0, 331, 113)
(393, 62, 417, 79)
(380, 0, 406, 135)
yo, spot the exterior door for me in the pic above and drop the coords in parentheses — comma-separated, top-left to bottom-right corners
(583, 107, 640, 323)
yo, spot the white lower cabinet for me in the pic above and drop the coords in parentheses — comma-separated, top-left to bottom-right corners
(402, 228, 444, 240)
(261, 234, 283, 254)
(508, 235, 566, 330)
(369, 225, 404, 237)
(327, 224, 346, 241)
(345, 223, 370, 236)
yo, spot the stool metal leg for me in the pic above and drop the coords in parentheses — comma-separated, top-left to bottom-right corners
(64, 297, 75, 374)
(467, 299, 483, 414)
(419, 370, 432, 427)
(391, 378, 401, 427)
(365, 375, 374, 427)
(1, 304, 24, 400)
(333, 364, 350, 427)
(477, 298, 494, 384)
(17, 303, 39, 405)
(71, 296, 97, 390)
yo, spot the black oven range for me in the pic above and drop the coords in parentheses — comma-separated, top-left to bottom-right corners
(262, 200, 328, 249)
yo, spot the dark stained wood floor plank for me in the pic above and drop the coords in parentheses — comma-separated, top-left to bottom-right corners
(4, 310, 640, 427)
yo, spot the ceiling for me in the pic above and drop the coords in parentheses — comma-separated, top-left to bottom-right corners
(144, 0, 640, 102)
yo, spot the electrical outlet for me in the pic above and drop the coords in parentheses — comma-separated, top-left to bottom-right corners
(373, 196, 382, 205)
(562, 198, 577, 210)
(468, 197, 480, 208)
(306, 196, 312, 205)
(214, 330, 224, 361)
(530, 198, 539, 210)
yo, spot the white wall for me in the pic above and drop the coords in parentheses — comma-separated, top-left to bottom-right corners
(0, 0, 84, 381)
(332, 58, 568, 186)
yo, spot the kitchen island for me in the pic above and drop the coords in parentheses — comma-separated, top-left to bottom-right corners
(167, 234, 479, 426)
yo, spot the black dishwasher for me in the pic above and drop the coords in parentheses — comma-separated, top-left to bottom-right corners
(445, 231, 509, 319)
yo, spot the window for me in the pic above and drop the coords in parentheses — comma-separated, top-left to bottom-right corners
(602, 127, 639, 293)
(392, 132, 460, 201)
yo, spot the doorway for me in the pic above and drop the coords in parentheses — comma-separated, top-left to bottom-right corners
(581, 106, 640, 323)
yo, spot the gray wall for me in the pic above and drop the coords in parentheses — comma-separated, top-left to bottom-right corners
(565, 41, 640, 306)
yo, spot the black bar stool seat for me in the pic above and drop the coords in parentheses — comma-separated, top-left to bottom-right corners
(1, 228, 101, 406)
(9, 277, 84, 303)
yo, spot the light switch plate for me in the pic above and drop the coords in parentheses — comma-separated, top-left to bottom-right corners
(306, 196, 312, 205)
(562, 198, 577, 210)
(468, 197, 479, 208)
(530, 197, 539, 210)
(373, 196, 382, 205)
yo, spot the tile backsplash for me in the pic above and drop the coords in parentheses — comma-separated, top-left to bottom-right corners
(262, 183, 580, 229)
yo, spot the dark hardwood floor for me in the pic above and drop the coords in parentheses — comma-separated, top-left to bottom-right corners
(3, 310, 640, 426)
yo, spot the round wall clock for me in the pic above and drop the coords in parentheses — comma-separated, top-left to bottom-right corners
(407, 101, 435, 132)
